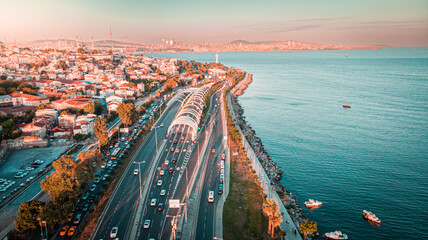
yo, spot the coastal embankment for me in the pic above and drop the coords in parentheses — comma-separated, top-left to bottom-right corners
(229, 74, 307, 229)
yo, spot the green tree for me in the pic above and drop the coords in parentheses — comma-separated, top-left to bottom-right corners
(1, 119, 14, 139)
(94, 117, 108, 147)
(11, 129, 22, 139)
(298, 219, 317, 239)
(15, 200, 45, 233)
(40, 202, 73, 231)
(117, 102, 136, 126)
(94, 102, 104, 115)
(84, 101, 95, 114)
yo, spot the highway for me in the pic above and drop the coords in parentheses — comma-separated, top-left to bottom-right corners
(137, 87, 225, 240)
(89, 97, 184, 240)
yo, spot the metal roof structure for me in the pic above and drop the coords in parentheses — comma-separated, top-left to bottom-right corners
(168, 84, 212, 140)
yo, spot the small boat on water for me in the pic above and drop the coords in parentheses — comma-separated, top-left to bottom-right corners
(363, 210, 381, 224)
(342, 104, 351, 108)
(305, 199, 322, 208)
(325, 231, 348, 239)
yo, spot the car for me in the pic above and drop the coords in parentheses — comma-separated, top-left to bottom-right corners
(173, 139, 178, 144)
(107, 161, 113, 167)
(168, 168, 174, 173)
(157, 203, 164, 211)
(67, 226, 77, 237)
(221, 153, 226, 160)
(73, 214, 82, 224)
(20, 183, 25, 187)
(150, 198, 157, 206)
(160, 170, 165, 176)
(143, 220, 151, 229)
(82, 192, 89, 200)
(90, 184, 97, 191)
(160, 123, 164, 127)
(208, 191, 214, 202)
(211, 149, 216, 154)
(157, 180, 163, 186)
(110, 226, 118, 238)
(164, 160, 169, 166)
(112, 162, 117, 167)
(134, 169, 139, 175)
(170, 148, 175, 152)
(59, 225, 69, 236)
(160, 189, 166, 196)
(182, 149, 187, 152)
(101, 163, 106, 169)
(25, 166, 35, 171)
(67, 213, 74, 221)
(181, 136, 185, 141)
(175, 149, 180, 154)
(82, 203, 89, 212)
(218, 184, 224, 195)
(103, 174, 109, 181)
(171, 158, 177, 163)
(220, 169, 225, 174)
(121, 137, 125, 141)
(34, 160, 44, 164)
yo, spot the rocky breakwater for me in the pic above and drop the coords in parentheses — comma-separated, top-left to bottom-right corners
(230, 76, 306, 228)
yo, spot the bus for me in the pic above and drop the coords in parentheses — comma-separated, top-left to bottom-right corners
(208, 191, 214, 203)
(110, 148, 121, 160)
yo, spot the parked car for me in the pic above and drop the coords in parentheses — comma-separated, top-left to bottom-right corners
(67, 226, 77, 237)
(73, 214, 82, 224)
(90, 184, 97, 191)
(59, 225, 69, 236)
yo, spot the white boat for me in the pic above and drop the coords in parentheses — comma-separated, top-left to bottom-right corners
(363, 210, 381, 224)
(325, 231, 348, 239)
(305, 199, 322, 208)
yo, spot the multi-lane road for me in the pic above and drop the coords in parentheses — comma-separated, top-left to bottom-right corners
(91, 82, 229, 240)
(90, 97, 184, 240)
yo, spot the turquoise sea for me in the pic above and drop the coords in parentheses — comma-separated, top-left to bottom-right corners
(148, 48, 428, 239)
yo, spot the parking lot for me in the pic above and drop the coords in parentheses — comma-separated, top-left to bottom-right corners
(0, 145, 69, 204)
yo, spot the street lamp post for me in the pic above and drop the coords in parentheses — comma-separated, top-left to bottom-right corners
(134, 161, 144, 200)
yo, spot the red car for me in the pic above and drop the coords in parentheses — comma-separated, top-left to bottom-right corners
(168, 168, 174, 173)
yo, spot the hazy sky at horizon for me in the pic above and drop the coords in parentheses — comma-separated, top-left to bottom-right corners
(1, 0, 427, 46)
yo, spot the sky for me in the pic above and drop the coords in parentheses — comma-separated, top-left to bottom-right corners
(1, 0, 427, 46)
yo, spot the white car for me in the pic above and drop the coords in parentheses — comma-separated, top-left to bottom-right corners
(25, 167, 34, 171)
(164, 160, 169, 166)
(110, 227, 118, 238)
(160, 189, 166, 196)
(143, 220, 151, 229)
(101, 163, 106, 169)
(134, 169, 139, 175)
(150, 198, 157, 206)
(159, 170, 165, 176)
(157, 180, 163, 186)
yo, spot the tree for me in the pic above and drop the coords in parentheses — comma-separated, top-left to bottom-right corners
(94, 102, 104, 115)
(117, 102, 136, 126)
(94, 116, 108, 147)
(40, 202, 73, 231)
(84, 101, 95, 114)
(37, 103, 45, 110)
(15, 200, 45, 233)
(263, 198, 282, 237)
(41, 155, 81, 204)
(298, 219, 317, 239)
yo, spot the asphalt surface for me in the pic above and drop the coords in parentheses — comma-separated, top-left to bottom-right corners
(89, 99, 183, 240)
(138, 89, 225, 240)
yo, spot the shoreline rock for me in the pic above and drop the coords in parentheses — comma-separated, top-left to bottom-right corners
(231, 76, 307, 227)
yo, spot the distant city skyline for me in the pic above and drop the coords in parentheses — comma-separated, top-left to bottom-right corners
(1, 0, 427, 47)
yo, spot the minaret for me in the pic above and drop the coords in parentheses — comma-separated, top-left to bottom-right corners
(215, 53, 219, 63)
(91, 35, 94, 53)
(109, 27, 113, 52)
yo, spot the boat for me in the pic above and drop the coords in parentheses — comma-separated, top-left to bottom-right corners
(363, 210, 381, 224)
(342, 104, 351, 108)
(305, 199, 322, 208)
(324, 231, 348, 239)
